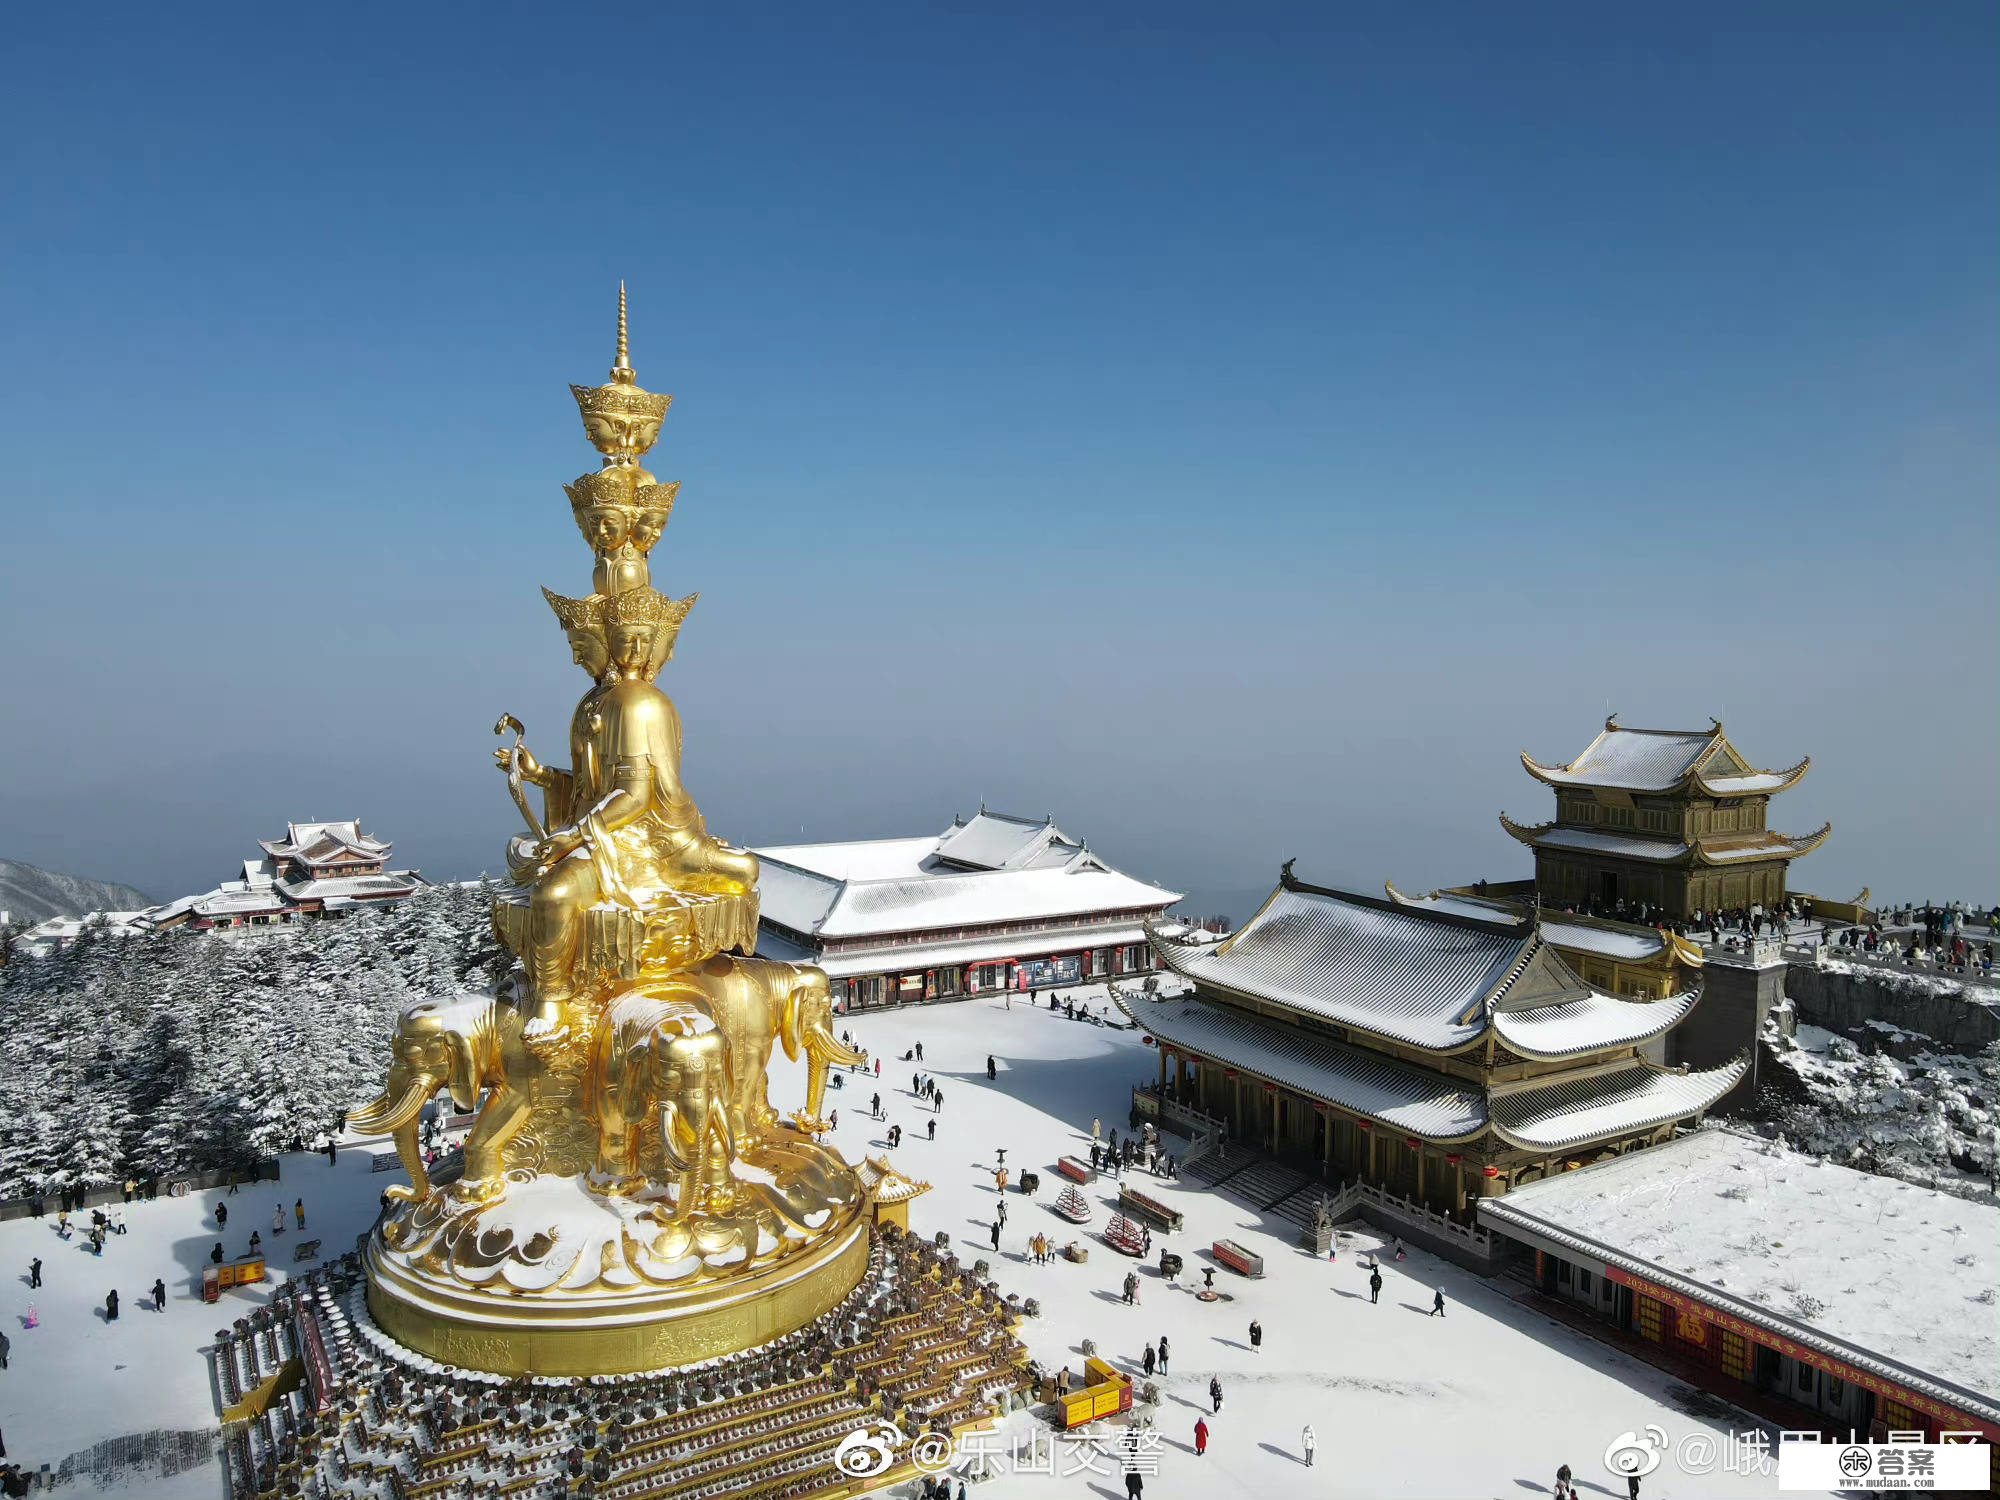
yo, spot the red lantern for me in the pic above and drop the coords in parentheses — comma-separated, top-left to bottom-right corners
(1444, 1153, 1462, 1166)
(1404, 1137, 1420, 1150)
(1480, 1165, 1500, 1179)
(1142, 1036, 1154, 1046)
(1263, 1082, 1276, 1093)
(1312, 1100, 1327, 1112)
(1357, 1120, 1373, 1132)
(1224, 1069, 1238, 1079)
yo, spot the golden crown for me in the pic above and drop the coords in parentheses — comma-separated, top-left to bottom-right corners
(635, 480, 680, 517)
(563, 468, 638, 514)
(604, 587, 698, 630)
(570, 284, 671, 459)
(541, 587, 606, 632)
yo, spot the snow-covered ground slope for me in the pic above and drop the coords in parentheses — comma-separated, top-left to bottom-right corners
(1764, 1024, 1998, 1204)
(0, 988, 1834, 1498)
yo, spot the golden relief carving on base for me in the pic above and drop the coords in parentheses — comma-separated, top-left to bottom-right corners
(351, 287, 870, 1375)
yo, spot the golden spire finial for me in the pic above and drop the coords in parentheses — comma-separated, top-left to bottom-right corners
(612, 281, 633, 385)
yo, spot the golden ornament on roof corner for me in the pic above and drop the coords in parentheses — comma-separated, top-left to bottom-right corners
(351, 286, 870, 1377)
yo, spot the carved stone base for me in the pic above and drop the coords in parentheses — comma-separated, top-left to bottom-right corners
(365, 1209, 870, 1377)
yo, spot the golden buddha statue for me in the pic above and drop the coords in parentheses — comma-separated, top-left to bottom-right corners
(353, 287, 870, 1378)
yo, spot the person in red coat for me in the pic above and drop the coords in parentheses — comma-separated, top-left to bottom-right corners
(1194, 1417, 1208, 1456)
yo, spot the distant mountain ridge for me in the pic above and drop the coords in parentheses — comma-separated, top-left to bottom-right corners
(0, 859, 154, 924)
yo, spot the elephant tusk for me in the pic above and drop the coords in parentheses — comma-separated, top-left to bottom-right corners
(807, 1032, 867, 1069)
(349, 1077, 436, 1136)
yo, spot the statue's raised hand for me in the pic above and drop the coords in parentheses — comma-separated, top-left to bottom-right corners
(494, 744, 549, 786)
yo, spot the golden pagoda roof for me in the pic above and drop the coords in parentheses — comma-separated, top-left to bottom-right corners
(1521, 716, 1810, 798)
(857, 1155, 932, 1204)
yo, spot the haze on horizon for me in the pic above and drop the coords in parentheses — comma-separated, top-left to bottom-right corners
(1, 4, 1994, 919)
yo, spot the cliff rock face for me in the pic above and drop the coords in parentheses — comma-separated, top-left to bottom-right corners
(0, 860, 154, 925)
(1786, 959, 2000, 1051)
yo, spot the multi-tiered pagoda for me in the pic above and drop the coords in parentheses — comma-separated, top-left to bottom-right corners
(1501, 716, 1827, 919)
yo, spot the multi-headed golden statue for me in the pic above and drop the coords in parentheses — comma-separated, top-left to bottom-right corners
(352, 288, 868, 1377)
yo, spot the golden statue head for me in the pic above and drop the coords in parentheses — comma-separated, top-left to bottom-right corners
(631, 481, 680, 554)
(604, 586, 698, 679)
(542, 587, 610, 679)
(571, 285, 670, 464)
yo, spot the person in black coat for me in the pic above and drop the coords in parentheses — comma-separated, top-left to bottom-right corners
(152, 1277, 167, 1312)
(1248, 1319, 1262, 1352)
(1142, 1344, 1156, 1377)
(27, 1260, 40, 1290)
(104, 1289, 118, 1322)
(210, 1243, 224, 1265)
(215, 1201, 227, 1229)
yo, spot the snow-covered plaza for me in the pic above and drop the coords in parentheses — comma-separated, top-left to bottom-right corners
(0, 986, 1833, 1498)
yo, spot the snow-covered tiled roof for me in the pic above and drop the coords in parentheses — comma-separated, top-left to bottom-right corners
(1489, 1058, 1747, 1149)
(932, 811, 1081, 871)
(1150, 879, 1534, 1052)
(754, 816, 1178, 941)
(277, 873, 420, 900)
(807, 922, 1151, 979)
(258, 820, 391, 863)
(1523, 720, 1810, 799)
(1536, 919, 1666, 963)
(1504, 823, 1690, 862)
(1492, 989, 1700, 1060)
(1480, 1129, 2000, 1424)
(1123, 995, 1489, 1141)
(1524, 725, 1719, 791)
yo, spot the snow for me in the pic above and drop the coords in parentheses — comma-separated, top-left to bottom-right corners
(0, 987, 1842, 1498)
(1491, 989, 1696, 1059)
(1486, 1129, 2000, 1415)
(1537, 918, 1665, 962)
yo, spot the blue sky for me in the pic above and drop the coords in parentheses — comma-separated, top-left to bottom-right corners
(1, 2, 1993, 915)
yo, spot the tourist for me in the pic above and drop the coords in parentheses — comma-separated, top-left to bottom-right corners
(871, 1092, 881, 1118)
(1208, 1376, 1223, 1413)
(873, 1057, 880, 1076)
(152, 1277, 167, 1312)
(829, 1109, 839, 1129)
(1393, 1237, 1406, 1260)
(1055, 1366, 1072, 1398)
(104, 1288, 118, 1323)
(273, 1203, 285, 1235)
(1092, 1118, 1101, 1141)
(0, 1331, 8, 1370)
(294, 1198, 305, 1229)
(1369, 1266, 1382, 1304)
(1122, 1271, 1139, 1305)
(1157, 1336, 1168, 1373)
(927, 1119, 936, 1141)
(1248, 1319, 1262, 1353)
(986, 1055, 996, 1080)
(1123, 1465, 1143, 1499)
(1142, 1344, 1155, 1376)
(215, 1202, 227, 1229)
(1429, 1287, 1446, 1317)
(248, 1230, 262, 1255)
(1554, 1462, 1575, 1498)
(996, 1198, 1006, 1226)
(27, 1260, 39, 1290)
(21, 1306, 35, 1330)
(210, 1243, 223, 1265)
(915, 1041, 924, 1061)
(1194, 1416, 1209, 1455)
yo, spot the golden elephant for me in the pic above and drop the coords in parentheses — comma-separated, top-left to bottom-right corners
(349, 991, 531, 1203)
(672, 953, 866, 1139)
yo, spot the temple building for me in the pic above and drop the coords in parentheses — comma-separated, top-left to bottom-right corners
(146, 820, 422, 932)
(754, 809, 1180, 1010)
(1500, 716, 1827, 919)
(1125, 864, 1748, 1222)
